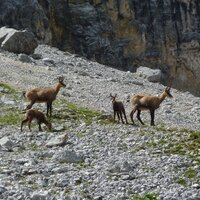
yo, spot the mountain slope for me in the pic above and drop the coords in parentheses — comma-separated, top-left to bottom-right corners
(0, 45, 199, 200)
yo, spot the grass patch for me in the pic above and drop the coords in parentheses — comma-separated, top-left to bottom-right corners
(27, 143, 40, 151)
(0, 107, 22, 126)
(177, 167, 199, 187)
(0, 83, 22, 126)
(164, 130, 200, 158)
(0, 83, 16, 93)
(177, 178, 187, 187)
(133, 192, 158, 200)
(184, 167, 198, 179)
(55, 99, 110, 125)
(132, 126, 200, 166)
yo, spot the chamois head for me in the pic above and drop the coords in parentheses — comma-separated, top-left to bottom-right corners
(110, 93, 117, 103)
(58, 76, 66, 88)
(164, 77, 174, 98)
(164, 87, 173, 98)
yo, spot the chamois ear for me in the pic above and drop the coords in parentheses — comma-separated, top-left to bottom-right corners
(114, 94, 117, 98)
(58, 76, 64, 82)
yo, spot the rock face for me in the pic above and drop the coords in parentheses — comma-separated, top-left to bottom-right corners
(0, 0, 200, 96)
(0, 27, 38, 54)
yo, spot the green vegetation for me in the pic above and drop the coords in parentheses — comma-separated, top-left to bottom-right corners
(164, 130, 200, 162)
(177, 167, 199, 187)
(0, 83, 22, 126)
(0, 83, 16, 93)
(177, 178, 187, 187)
(0, 107, 22, 126)
(133, 192, 158, 200)
(135, 126, 200, 161)
(27, 143, 40, 151)
(55, 99, 111, 125)
(184, 167, 198, 179)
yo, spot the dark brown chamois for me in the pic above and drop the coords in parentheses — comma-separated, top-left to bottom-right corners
(21, 109, 52, 132)
(110, 93, 128, 124)
(24, 76, 66, 117)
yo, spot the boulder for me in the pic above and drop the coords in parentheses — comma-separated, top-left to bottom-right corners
(53, 150, 84, 163)
(136, 66, 162, 83)
(0, 27, 38, 54)
(46, 133, 68, 147)
(31, 191, 50, 200)
(0, 136, 14, 150)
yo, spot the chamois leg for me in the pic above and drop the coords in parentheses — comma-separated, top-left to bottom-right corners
(119, 112, 124, 124)
(46, 103, 49, 116)
(38, 122, 43, 132)
(130, 107, 137, 125)
(47, 102, 53, 117)
(28, 120, 32, 131)
(150, 110, 155, 126)
(26, 101, 35, 110)
(50, 102, 53, 117)
(21, 118, 29, 131)
(47, 103, 50, 116)
(117, 112, 121, 123)
(113, 110, 116, 122)
(122, 109, 128, 124)
(137, 110, 144, 125)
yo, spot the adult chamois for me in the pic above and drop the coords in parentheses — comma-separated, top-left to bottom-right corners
(129, 84, 173, 126)
(23, 76, 66, 117)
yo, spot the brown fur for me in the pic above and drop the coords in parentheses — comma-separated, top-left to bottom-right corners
(24, 77, 66, 117)
(110, 93, 128, 124)
(21, 109, 52, 132)
(130, 87, 173, 126)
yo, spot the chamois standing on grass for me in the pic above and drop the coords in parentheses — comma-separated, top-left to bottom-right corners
(23, 76, 66, 117)
(110, 93, 128, 124)
(21, 109, 52, 132)
(129, 85, 173, 126)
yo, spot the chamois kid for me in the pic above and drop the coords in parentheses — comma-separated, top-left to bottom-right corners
(110, 93, 128, 124)
(21, 109, 52, 132)
(129, 86, 173, 126)
(23, 76, 66, 117)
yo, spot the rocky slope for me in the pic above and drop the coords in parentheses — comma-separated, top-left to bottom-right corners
(0, 45, 199, 200)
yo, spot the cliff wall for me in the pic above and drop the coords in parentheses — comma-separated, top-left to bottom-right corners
(0, 0, 200, 95)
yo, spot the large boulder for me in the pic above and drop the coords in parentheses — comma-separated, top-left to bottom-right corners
(0, 27, 38, 54)
(0, 0, 51, 43)
(136, 66, 162, 83)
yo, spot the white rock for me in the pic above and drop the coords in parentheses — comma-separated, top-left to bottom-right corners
(136, 66, 162, 82)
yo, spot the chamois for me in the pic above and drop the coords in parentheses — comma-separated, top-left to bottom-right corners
(110, 93, 128, 124)
(21, 109, 52, 132)
(129, 86, 173, 126)
(23, 76, 66, 117)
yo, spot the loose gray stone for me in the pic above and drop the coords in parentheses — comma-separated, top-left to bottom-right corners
(0, 136, 14, 150)
(53, 150, 84, 163)
(46, 134, 68, 147)
(18, 54, 33, 63)
(31, 191, 50, 200)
